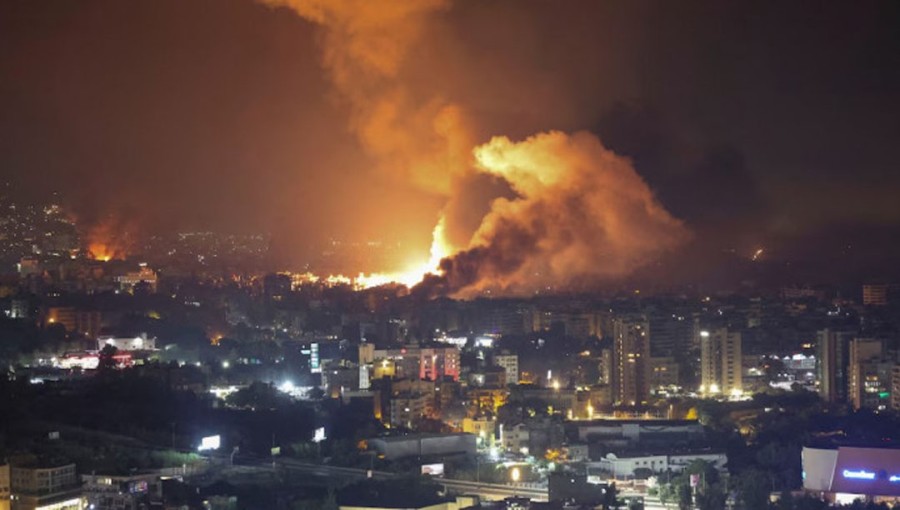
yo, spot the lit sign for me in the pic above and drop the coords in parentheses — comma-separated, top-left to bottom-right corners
(310, 343, 321, 373)
(842, 469, 875, 480)
(421, 463, 445, 476)
(198, 435, 221, 451)
(312, 427, 326, 443)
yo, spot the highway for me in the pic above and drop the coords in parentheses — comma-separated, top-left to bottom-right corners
(206, 457, 676, 507)
(237, 457, 549, 502)
(436, 478, 547, 501)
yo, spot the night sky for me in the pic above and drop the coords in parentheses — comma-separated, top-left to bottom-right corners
(2, 0, 899, 283)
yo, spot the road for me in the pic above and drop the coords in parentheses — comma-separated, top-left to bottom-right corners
(436, 478, 547, 501)
(234, 457, 549, 502)
(207, 457, 675, 507)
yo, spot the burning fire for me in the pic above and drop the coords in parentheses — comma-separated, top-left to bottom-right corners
(88, 243, 115, 262)
(297, 217, 452, 289)
(85, 220, 131, 262)
(265, 0, 688, 297)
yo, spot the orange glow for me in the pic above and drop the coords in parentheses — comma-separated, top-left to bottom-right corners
(354, 216, 453, 289)
(355, 215, 451, 288)
(85, 221, 130, 261)
(290, 218, 452, 290)
(88, 243, 115, 262)
(266, 3, 687, 298)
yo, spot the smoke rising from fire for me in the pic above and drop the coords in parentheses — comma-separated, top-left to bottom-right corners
(427, 131, 689, 297)
(84, 218, 134, 261)
(264, 0, 471, 198)
(265, 0, 689, 296)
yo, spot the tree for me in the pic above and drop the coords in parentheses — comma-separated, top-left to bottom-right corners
(602, 482, 619, 510)
(676, 482, 692, 510)
(225, 381, 289, 410)
(737, 468, 772, 509)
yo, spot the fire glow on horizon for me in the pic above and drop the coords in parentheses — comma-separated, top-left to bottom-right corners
(295, 216, 452, 290)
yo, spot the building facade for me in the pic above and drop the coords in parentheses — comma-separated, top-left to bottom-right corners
(612, 316, 650, 406)
(700, 328, 742, 397)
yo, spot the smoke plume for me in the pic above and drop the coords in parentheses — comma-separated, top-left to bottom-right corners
(421, 131, 689, 297)
(263, 0, 471, 197)
(266, 0, 689, 297)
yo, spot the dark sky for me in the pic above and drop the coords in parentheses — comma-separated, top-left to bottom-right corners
(2, 0, 899, 276)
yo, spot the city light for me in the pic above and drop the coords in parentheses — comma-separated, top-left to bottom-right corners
(198, 435, 221, 452)
(842, 469, 875, 480)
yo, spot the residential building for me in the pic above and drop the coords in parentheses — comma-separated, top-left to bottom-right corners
(700, 328, 742, 397)
(848, 338, 886, 409)
(816, 328, 855, 403)
(649, 356, 680, 390)
(612, 316, 650, 406)
(388, 392, 432, 429)
(862, 284, 889, 306)
(9, 463, 84, 510)
(492, 352, 519, 385)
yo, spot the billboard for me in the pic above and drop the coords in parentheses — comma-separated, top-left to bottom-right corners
(310, 343, 321, 373)
(421, 463, 445, 476)
(198, 435, 221, 451)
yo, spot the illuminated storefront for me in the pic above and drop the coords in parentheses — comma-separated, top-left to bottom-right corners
(803, 446, 900, 505)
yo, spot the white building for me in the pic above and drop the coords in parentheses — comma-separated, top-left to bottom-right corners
(97, 333, 156, 351)
(116, 265, 158, 293)
(590, 450, 727, 478)
(501, 423, 530, 454)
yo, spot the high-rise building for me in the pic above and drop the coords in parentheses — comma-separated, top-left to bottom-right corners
(599, 348, 613, 386)
(700, 328, 742, 397)
(650, 356, 680, 390)
(847, 338, 884, 409)
(891, 365, 900, 413)
(851, 359, 894, 411)
(492, 352, 519, 385)
(862, 284, 889, 306)
(647, 311, 695, 358)
(816, 329, 855, 403)
(612, 316, 650, 406)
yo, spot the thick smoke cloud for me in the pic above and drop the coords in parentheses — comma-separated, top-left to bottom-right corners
(264, 0, 471, 198)
(267, 0, 690, 296)
(425, 131, 689, 297)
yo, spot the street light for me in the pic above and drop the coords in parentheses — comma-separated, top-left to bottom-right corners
(511, 467, 521, 483)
